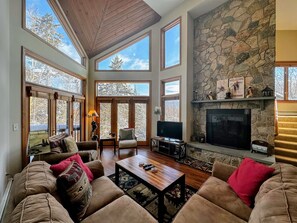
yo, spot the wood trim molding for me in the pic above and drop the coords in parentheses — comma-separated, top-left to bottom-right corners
(94, 31, 152, 72)
(160, 17, 182, 71)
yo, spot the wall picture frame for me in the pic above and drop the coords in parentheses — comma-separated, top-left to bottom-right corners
(229, 77, 244, 98)
(216, 79, 229, 100)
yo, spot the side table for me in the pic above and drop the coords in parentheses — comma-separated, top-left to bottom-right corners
(98, 137, 116, 157)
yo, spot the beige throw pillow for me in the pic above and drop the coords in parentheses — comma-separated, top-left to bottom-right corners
(64, 136, 79, 153)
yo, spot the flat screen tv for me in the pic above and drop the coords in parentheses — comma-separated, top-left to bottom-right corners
(157, 121, 183, 140)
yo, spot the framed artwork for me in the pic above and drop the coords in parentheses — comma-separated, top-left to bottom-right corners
(229, 77, 244, 98)
(216, 79, 228, 100)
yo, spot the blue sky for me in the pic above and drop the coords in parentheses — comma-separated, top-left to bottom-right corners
(165, 80, 180, 95)
(165, 24, 180, 68)
(98, 36, 150, 70)
(26, 0, 81, 63)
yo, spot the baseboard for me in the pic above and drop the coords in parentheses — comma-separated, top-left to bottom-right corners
(0, 177, 13, 222)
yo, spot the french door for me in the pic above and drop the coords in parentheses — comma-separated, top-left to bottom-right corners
(96, 97, 150, 145)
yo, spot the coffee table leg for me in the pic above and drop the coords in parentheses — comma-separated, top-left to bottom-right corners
(158, 192, 164, 223)
(180, 175, 186, 203)
(115, 164, 119, 186)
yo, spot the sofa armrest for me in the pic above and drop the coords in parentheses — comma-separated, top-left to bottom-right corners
(77, 141, 98, 151)
(212, 161, 237, 182)
(85, 160, 104, 179)
(34, 151, 91, 164)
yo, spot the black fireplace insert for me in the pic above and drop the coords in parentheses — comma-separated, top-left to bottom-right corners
(206, 109, 251, 150)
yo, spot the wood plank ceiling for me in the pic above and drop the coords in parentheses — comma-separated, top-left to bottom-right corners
(58, 0, 161, 58)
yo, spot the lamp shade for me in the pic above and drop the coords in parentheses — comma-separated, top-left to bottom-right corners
(87, 110, 99, 118)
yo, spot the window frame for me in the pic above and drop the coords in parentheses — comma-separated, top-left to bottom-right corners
(160, 77, 181, 122)
(95, 32, 152, 72)
(22, 0, 87, 67)
(160, 17, 182, 71)
(22, 47, 86, 167)
(275, 62, 297, 102)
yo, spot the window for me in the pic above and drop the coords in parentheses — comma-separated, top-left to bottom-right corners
(24, 0, 85, 65)
(96, 81, 151, 145)
(275, 64, 297, 100)
(96, 33, 150, 71)
(22, 48, 86, 167)
(161, 18, 181, 70)
(25, 55, 82, 94)
(97, 82, 150, 96)
(161, 78, 180, 121)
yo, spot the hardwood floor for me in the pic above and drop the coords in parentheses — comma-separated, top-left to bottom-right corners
(99, 146, 210, 189)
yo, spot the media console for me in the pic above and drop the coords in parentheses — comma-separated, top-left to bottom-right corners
(150, 137, 186, 160)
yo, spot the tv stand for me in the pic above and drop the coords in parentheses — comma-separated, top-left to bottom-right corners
(150, 137, 186, 160)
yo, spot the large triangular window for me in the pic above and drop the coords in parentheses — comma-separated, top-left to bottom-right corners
(96, 33, 151, 71)
(24, 0, 84, 65)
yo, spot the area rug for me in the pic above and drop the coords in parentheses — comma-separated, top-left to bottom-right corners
(176, 157, 213, 173)
(109, 171, 197, 223)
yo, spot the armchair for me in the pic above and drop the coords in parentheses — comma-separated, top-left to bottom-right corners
(118, 128, 138, 156)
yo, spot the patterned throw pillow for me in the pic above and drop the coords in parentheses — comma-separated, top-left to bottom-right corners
(49, 133, 68, 153)
(64, 136, 79, 153)
(57, 161, 92, 221)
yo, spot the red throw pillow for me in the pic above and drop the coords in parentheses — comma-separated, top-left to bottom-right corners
(227, 158, 274, 207)
(50, 154, 94, 182)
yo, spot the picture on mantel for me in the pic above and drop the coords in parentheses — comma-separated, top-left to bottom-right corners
(229, 77, 244, 98)
(216, 79, 228, 100)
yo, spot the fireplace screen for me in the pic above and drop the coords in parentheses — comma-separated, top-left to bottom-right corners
(206, 109, 251, 150)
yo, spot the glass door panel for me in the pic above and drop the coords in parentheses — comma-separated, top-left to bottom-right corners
(117, 103, 129, 139)
(56, 100, 69, 134)
(30, 97, 49, 133)
(135, 103, 147, 141)
(73, 102, 81, 141)
(99, 103, 112, 138)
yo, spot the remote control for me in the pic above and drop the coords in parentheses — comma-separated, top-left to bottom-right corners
(144, 165, 154, 171)
(143, 164, 153, 168)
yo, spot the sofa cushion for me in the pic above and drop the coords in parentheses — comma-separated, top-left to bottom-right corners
(249, 163, 297, 223)
(13, 161, 57, 206)
(11, 193, 74, 223)
(119, 139, 137, 148)
(64, 136, 79, 153)
(50, 153, 94, 182)
(57, 161, 92, 222)
(84, 176, 124, 218)
(198, 176, 252, 221)
(81, 195, 157, 223)
(49, 133, 68, 153)
(227, 158, 274, 206)
(173, 194, 246, 223)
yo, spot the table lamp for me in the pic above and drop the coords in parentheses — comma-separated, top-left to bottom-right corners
(88, 110, 99, 141)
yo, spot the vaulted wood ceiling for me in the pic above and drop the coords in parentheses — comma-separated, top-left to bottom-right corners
(58, 0, 161, 58)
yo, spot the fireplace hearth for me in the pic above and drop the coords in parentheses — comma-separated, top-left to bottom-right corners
(206, 109, 251, 150)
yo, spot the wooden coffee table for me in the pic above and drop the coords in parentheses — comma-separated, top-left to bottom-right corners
(115, 155, 185, 223)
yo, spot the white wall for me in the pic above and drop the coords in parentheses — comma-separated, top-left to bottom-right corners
(276, 30, 297, 61)
(8, 0, 88, 174)
(0, 0, 11, 200)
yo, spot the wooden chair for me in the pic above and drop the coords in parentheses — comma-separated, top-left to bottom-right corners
(118, 128, 138, 156)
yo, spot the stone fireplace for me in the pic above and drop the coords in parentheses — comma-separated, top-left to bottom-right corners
(192, 0, 275, 146)
(188, 0, 276, 165)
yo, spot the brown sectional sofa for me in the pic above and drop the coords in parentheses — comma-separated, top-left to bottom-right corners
(4, 160, 157, 223)
(173, 161, 297, 223)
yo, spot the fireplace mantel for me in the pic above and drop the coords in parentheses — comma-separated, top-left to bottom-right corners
(191, 97, 275, 110)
